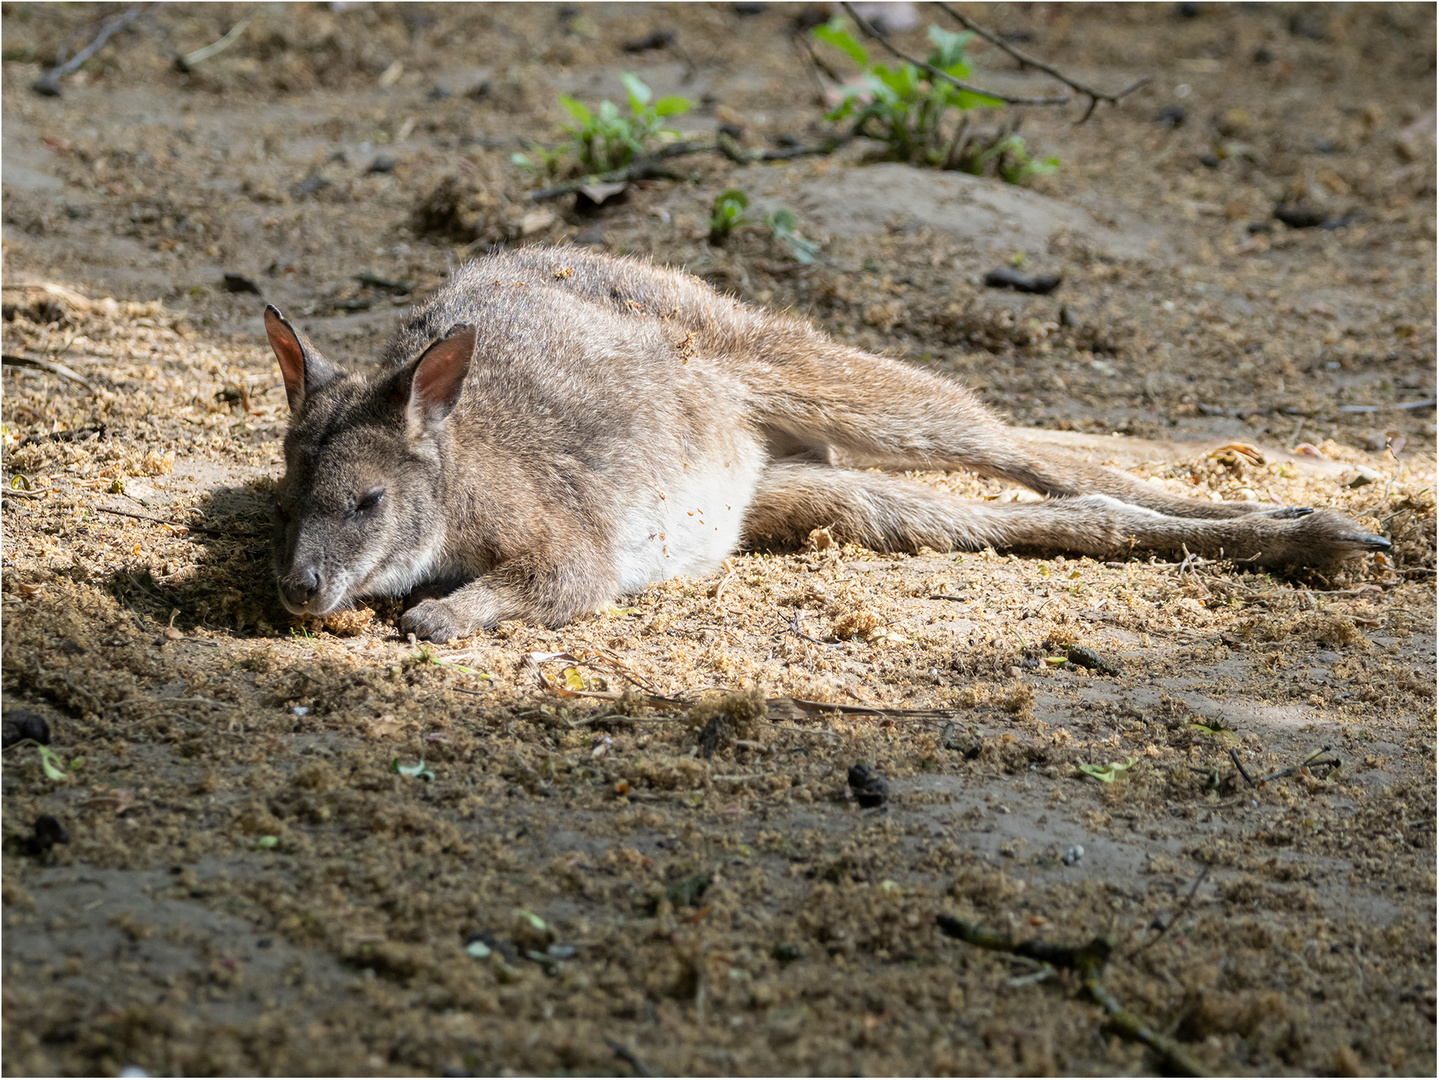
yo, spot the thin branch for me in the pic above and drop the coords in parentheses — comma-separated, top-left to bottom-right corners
(604, 1039, 653, 1078)
(32, 5, 153, 97)
(1134, 863, 1210, 955)
(839, 2, 1069, 107)
(178, 13, 253, 71)
(95, 506, 233, 538)
(936, 914, 1210, 1077)
(2, 353, 95, 391)
(934, 2, 1150, 122)
(527, 136, 846, 202)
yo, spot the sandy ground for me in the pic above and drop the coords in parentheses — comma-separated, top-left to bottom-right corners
(2, 3, 1435, 1076)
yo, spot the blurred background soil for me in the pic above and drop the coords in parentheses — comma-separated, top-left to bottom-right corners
(1, 3, 1435, 1076)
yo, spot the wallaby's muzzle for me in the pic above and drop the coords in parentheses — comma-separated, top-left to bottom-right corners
(279, 565, 325, 613)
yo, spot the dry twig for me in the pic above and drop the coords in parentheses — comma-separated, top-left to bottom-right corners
(32, 5, 153, 96)
(936, 914, 1210, 1076)
(839, 2, 1069, 107)
(2, 354, 95, 392)
(934, 2, 1151, 122)
(1134, 863, 1211, 955)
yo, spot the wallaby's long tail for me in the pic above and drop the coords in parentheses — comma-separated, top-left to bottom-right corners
(742, 462, 1390, 566)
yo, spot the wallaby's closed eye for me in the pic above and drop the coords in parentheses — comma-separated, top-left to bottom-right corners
(265, 246, 1388, 642)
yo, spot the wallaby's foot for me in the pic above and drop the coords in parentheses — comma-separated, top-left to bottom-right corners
(1238, 506, 1390, 567)
(400, 598, 471, 643)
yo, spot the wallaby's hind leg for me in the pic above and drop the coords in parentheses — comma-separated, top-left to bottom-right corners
(743, 463, 1390, 567)
(747, 338, 1270, 520)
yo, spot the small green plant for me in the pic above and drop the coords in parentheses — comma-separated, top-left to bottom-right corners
(765, 208, 820, 264)
(812, 18, 1058, 183)
(513, 73, 690, 178)
(708, 189, 820, 263)
(709, 188, 749, 243)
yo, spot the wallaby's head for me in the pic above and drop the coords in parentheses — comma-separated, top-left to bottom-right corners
(264, 306, 476, 617)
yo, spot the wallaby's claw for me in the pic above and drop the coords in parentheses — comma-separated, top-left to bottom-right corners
(1270, 506, 1315, 519)
(1350, 532, 1391, 551)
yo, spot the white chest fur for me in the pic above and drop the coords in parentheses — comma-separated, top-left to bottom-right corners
(613, 446, 764, 593)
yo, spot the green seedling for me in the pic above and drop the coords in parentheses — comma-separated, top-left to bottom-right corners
(391, 758, 435, 782)
(766, 208, 820, 263)
(514, 73, 690, 178)
(709, 188, 750, 244)
(36, 745, 67, 781)
(1078, 756, 1138, 783)
(813, 19, 1058, 183)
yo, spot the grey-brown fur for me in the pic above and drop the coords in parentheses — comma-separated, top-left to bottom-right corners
(265, 246, 1388, 641)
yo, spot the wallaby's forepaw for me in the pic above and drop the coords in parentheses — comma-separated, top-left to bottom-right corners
(401, 598, 469, 643)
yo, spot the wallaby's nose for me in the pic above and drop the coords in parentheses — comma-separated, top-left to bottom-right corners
(281, 567, 322, 610)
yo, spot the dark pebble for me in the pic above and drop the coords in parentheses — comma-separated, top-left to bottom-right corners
(733, 3, 767, 14)
(1273, 203, 1329, 229)
(623, 30, 674, 52)
(1174, 2, 1201, 17)
(1154, 104, 1186, 129)
(1066, 644, 1120, 676)
(366, 154, 397, 174)
(1252, 45, 1274, 65)
(2, 710, 51, 749)
(1313, 137, 1337, 154)
(222, 273, 262, 295)
(29, 814, 69, 855)
(292, 175, 331, 199)
(465, 80, 491, 100)
(773, 943, 805, 964)
(983, 267, 1063, 295)
(1198, 153, 1222, 169)
(847, 764, 889, 808)
(698, 712, 731, 758)
(427, 84, 452, 100)
(718, 122, 745, 140)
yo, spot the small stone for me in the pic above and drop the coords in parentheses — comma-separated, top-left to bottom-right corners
(1063, 844, 1084, 866)
(29, 814, 69, 855)
(222, 273, 262, 295)
(1066, 644, 1120, 676)
(847, 764, 889, 808)
(2, 709, 51, 749)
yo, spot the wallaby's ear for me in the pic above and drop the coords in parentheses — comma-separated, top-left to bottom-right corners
(404, 324, 477, 437)
(265, 305, 338, 413)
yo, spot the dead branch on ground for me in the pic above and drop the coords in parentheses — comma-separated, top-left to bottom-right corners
(934, 3, 1150, 122)
(838, 2, 1069, 107)
(527, 135, 848, 202)
(936, 914, 1211, 1077)
(32, 5, 153, 96)
(1134, 863, 1211, 955)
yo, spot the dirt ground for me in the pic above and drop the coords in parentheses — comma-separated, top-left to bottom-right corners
(1, 3, 1435, 1076)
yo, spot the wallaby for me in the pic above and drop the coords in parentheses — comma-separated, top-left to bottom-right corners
(265, 246, 1388, 641)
